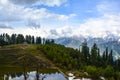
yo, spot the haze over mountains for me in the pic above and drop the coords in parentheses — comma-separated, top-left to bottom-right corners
(55, 31, 120, 59)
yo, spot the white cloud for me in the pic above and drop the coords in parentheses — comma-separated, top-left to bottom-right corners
(73, 14, 120, 38)
(49, 26, 73, 38)
(58, 14, 76, 21)
(9, 0, 67, 7)
(0, 27, 49, 38)
(48, 14, 120, 38)
(9, 0, 38, 5)
(0, 23, 13, 29)
(0, 0, 76, 38)
(97, 1, 120, 15)
(39, 0, 67, 7)
(0, 0, 7, 4)
(0, 0, 75, 22)
(27, 20, 41, 29)
(0, 13, 120, 39)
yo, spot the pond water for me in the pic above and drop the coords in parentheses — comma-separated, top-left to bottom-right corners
(3, 71, 67, 80)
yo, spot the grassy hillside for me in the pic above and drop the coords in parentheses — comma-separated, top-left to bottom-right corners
(0, 44, 54, 68)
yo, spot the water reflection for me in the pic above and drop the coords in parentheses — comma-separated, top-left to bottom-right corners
(3, 71, 67, 80)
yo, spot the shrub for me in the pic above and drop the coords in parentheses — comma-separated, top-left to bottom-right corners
(85, 66, 100, 78)
(103, 66, 114, 77)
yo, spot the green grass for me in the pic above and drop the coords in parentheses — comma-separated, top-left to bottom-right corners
(0, 66, 58, 74)
(0, 44, 55, 68)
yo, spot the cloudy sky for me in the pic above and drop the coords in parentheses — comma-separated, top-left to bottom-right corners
(0, 0, 120, 38)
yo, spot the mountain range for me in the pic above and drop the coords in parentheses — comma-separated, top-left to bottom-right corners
(55, 33, 120, 59)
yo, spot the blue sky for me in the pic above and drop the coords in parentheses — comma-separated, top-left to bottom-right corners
(0, 0, 120, 38)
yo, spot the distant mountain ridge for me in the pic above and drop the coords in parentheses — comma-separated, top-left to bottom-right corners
(55, 35, 120, 59)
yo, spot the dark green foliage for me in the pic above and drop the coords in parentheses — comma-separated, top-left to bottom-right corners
(108, 50, 113, 65)
(0, 34, 8, 46)
(11, 34, 17, 44)
(38, 44, 80, 70)
(85, 66, 100, 78)
(31, 36, 35, 44)
(5, 33, 11, 44)
(0, 33, 55, 45)
(90, 43, 99, 66)
(16, 34, 25, 44)
(51, 39, 55, 44)
(103, 65, 114, 77)
(105, 47, 109, 61)
(85, 65, 117, 79)
(114, 58, 120, 71)
(45, 39, 50, 44)
(81, 40, 89, 65)
(36, 37, 41, 44)
(0, 40, 8, 46)
(25, 35, 32, 44)
(42, 38, 45, 44)
(45, 39, 55, 44)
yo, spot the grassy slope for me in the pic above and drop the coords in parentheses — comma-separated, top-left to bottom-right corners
(0, 44, 55, 68)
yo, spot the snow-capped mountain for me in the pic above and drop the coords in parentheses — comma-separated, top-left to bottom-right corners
(55, 33, 120, 59)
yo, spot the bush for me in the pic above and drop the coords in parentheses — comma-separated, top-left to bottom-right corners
(85, 66, 100, 78)
(106, 77, 115, 80)
(103, 66, 114, 77)
(115, 72, 120, 80)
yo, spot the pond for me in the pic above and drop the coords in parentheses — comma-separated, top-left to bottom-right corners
(0, 67, 68, 80)
(2, 71, 67, 80)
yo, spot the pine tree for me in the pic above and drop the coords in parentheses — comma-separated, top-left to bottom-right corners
(31, 36, 34, 44)
(38, 37, 41, 44)
(43, 38, 45, 44)
(108, 49, 113, 65)
(16, 34, 25, 44)
(105, 47, 109, 62)
(36, 37, 41, 44)
(81, 40, 89, 64)
(25, 35, 32, 44)
(102, 51, 106, 66)
(5, 33, 10, 44)
(51, 39, 55, 44)
(90, 43, 99, 66)
(11, 34, 17, 44)
(25, 35, 29, 43)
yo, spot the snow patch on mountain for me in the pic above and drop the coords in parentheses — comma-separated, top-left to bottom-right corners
(55, 35, 120, 59)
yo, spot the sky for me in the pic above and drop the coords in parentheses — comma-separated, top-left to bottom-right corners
(0, 0, 120, 38)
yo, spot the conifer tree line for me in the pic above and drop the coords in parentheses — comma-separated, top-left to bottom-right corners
(78, 40, 120, 79)
(80, 40, 120, 71)
(0, 33, 54, 46)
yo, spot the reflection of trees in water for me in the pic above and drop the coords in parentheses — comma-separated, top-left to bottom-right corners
(36, 60, 47, 80)
(0, 75, 3, 80)
(3, 72, 67, 80)
(42, 75, 46, 80)
(36, 63, 39, 80)
(3, 73, 23, 80)
(3, 72, 47, 80)
(18, 55, 27, 80)
(4, 74, 8, 80)
(17, 54, 47, 80)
